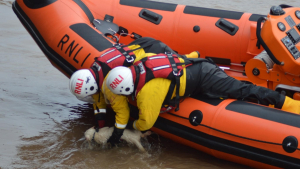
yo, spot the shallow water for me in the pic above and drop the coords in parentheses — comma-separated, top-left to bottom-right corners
(1, 0, 299, 168)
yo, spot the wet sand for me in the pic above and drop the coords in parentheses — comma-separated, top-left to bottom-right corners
(1, 0, 299, 168)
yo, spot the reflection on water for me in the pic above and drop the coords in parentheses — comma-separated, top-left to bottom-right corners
(11, 103, 164, 169)
(12, 103, 95, 168)
(0, 0, 12, 6)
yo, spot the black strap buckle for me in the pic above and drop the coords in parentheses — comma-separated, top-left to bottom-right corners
(126, 56, 135, 63)
(173, 70, 181, 76)
(90, 65, 100, 92)
(113, 43, 122, 49)
(167, 53, 181, 76)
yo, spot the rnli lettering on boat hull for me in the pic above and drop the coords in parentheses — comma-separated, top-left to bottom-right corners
(12, 0, 115, 77)
(57, 34, 91, 67)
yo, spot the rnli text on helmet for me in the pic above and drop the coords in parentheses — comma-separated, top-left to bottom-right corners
(109, 75, 124, 90)
(75, 78, 84, 94)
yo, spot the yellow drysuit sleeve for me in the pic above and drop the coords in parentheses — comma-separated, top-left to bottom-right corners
(101, 76, 130, 129)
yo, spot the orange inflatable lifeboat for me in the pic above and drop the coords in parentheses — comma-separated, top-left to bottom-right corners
(12, 0, 300, 168)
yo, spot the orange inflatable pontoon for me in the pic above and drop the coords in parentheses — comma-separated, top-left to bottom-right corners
(13, 0, 300, 168)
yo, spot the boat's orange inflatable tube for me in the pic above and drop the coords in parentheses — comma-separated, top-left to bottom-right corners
(12, 0, 300, 168)
(85, 0, 264, 66)
(150, 96, 300, 169)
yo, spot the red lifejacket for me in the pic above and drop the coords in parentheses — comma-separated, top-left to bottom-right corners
(90, 38, 161, 88)
(90, 43, 136, 88)
(130, 53, 186, 111)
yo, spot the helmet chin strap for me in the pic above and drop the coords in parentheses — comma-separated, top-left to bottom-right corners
(90, 66, 101, 101)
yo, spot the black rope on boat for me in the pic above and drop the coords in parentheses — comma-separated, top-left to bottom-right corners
(167, 112, 300, 151)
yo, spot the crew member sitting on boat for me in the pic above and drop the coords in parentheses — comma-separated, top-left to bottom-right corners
(69, 37, 199, 146)
(101, 52, 300, 146)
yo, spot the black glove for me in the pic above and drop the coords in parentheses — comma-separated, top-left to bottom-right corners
(126, 120, 134, 130)
(107, 127, 124, 147)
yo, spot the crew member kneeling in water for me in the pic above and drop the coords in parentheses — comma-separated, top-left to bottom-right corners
(102, 53, 300, 145)
(68, 37, 199, 146)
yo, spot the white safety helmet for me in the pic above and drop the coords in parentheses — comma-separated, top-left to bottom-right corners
(69, 69, 98, 103)
(106, 66, 134, 95)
